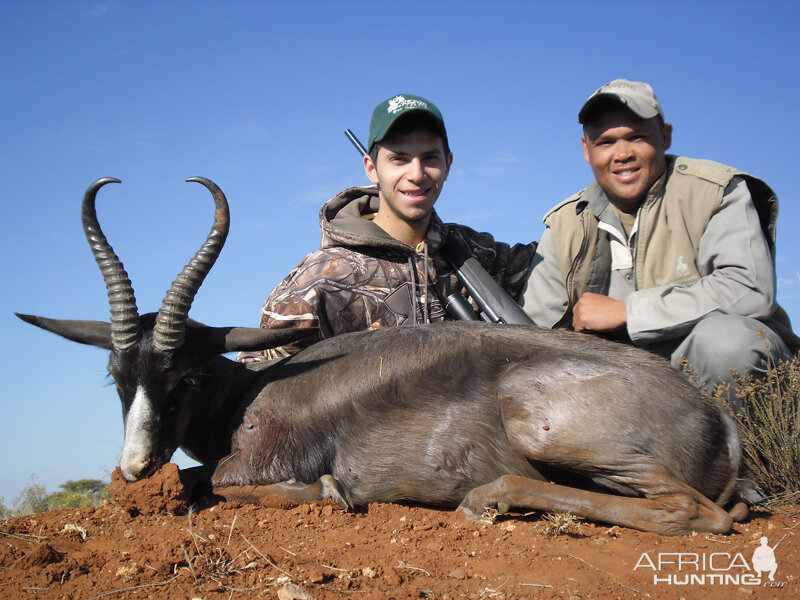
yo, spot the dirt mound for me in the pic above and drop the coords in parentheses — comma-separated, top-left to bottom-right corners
(1, 465, 797, 599)
(108, 463, 189, 516)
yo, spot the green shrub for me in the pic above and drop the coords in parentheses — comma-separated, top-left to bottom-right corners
(2, 477, 109, 517)
(11, 476, 49, 516)
(48, 479, 110, 509)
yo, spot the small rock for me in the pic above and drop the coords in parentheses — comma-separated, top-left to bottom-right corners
(277, 582, 313, 600)
(115, 564, 139, 578)
(449, 567, 467, 580)
(362, 566, 377, 578)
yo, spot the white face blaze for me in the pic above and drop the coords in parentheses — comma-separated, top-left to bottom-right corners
(119, 386, 158, 481)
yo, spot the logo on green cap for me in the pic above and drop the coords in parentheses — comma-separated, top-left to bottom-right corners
(387, 95, 430, 114)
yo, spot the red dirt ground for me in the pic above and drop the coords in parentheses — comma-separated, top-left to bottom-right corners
(1, 463, 797, 599)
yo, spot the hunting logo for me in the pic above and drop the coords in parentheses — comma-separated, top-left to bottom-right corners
(752, 536, 779, 581)
(387, 95, 428, 114)
(633, 535, 788, 588)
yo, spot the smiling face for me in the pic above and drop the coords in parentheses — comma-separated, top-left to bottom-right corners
(364, 127, 452, 245)
(581, 108, 672, 212)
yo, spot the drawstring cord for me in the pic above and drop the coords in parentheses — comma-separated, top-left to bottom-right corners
(422, 242, 430, 324)
(408, 255, 418, 325)
(410, 241, 432, 325)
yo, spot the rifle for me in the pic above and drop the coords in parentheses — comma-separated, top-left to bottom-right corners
(772, 534, 787, 550)
(344, 129, 533, 325)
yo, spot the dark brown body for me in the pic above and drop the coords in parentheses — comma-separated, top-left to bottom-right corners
(201, 321, 743, 535)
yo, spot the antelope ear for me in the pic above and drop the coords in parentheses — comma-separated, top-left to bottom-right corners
(16, 313, 114, 350)
(190, 325, 318, 354)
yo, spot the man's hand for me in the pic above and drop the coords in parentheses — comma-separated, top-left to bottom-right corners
(572, 292, 627, 332)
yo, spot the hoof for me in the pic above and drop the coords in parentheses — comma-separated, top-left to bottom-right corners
(458, 502, 500, 524)
(319, 474, 352, 510)
(729, 501, 749, 523)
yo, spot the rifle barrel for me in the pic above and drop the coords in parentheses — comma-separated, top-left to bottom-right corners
(344, 129, 368, 157)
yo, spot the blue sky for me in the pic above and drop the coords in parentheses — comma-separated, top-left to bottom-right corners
(1, 1, 798, 502)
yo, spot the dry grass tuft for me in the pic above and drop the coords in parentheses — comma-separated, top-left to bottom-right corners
(727, 354, 800, 507)
(179, 507, 260, 591)
(538, 512, 577, 536)
(681, 349, 800, 507)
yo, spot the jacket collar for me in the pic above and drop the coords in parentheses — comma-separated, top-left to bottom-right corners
(319, 185, 444, 255)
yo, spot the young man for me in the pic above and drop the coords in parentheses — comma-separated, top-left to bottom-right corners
(521, 79, 798, 404)
(240, 94, 535, 361)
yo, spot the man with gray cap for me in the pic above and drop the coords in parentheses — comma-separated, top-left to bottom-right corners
(240, 93, 535, 360)
(521, 78, 798, 403)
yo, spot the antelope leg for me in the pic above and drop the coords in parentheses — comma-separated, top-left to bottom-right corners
(213, 475, 351, 509)
(459, 474, 738, 535)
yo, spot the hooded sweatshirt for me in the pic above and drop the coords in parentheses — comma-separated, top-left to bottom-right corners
(240, 186, 536, 360)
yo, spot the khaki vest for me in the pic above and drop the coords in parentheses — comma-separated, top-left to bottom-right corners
(545, 155, 779, 326)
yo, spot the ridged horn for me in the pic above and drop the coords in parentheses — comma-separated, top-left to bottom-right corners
(82, 177, 141, 350)
(153, 177, 230, 351)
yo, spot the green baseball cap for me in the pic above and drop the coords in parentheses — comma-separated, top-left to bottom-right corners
(368, 93, 447, 152)
(578, 79, 664, 124)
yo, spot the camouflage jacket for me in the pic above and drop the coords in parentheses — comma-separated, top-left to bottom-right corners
(239, 186, 537, 361)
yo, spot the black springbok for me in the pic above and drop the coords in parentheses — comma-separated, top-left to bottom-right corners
(17, 178, 747, 535)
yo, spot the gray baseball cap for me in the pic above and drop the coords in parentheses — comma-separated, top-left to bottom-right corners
(578, 79, 663, 124)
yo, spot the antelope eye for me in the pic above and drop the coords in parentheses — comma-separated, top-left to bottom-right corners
(174, 374, 197, 391)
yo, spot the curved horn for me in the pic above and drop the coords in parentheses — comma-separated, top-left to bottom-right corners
(153, 177, 230, 350)
(82, 177, 141, 350)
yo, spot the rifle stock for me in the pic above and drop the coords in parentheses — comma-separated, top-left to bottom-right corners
(442, 236, 533, 325)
